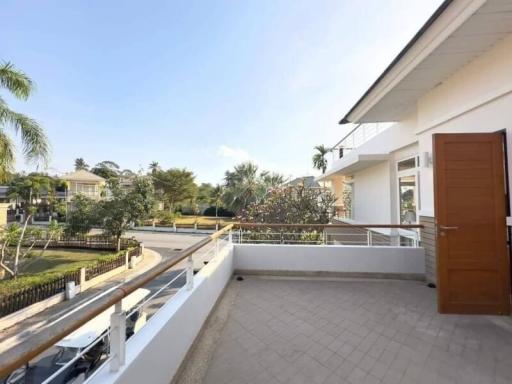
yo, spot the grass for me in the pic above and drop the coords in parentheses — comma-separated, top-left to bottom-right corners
(19, 249, 119, 275)
(0, 248, 123, 295)
(173, 215, 237, 226)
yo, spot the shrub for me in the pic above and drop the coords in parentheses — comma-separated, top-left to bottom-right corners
(202, 206, 235, 217)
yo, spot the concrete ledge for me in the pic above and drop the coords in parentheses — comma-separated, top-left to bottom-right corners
(234, 244, 426, 276)
(234, 269, 426, 281)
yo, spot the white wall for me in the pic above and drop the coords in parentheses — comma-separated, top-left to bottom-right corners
(416, 34, 512, 216)
(352, 161, 392, 223)
(87, 245, 234, 384)
(234, 244, 425, 276)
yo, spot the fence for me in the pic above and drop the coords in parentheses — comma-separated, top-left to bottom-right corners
(85, 246, 142, 281)
(31, 235, 139, 251)
(0, 241, 143, 318)
(0, 270, 80, 317)
(234, 223, 422, 247)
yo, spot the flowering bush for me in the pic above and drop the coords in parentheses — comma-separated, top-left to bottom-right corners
(240, 185, 337, 224)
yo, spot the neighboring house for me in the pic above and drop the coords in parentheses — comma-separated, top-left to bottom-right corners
(319, 0, 512, 314)
(285, 176, 321, 188)
(62, 170, 106, 202)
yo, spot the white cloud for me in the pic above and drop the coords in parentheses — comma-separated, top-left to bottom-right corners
(217, 145, 251, 163)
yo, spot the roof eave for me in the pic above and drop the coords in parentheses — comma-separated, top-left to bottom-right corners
(339, 0, 453, 125)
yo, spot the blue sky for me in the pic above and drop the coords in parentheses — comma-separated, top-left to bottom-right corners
(2, 0, 442, 184)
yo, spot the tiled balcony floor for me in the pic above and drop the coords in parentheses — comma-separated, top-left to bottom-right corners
(198, 277, 512, 384)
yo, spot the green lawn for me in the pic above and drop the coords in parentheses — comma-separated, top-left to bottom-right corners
(19, 249, 118, 275)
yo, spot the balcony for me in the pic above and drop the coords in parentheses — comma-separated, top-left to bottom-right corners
(1, 225, 511, 384)
(330, 123, 390, 163)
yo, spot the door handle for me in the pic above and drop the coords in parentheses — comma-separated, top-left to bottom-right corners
(439, 226, 458, 230)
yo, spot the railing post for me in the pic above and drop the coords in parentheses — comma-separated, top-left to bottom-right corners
(215, 238, 219, 257)
(413, 229, 419, 247)
(239, 228, 242, 244)
(79, 267, 86, 287)
(367, 230, 372, 246)
(186, 255, 194, 291)
(228, 230, 233, 243)
(323, 230, 327, 245)
(110, 301, 126, 372)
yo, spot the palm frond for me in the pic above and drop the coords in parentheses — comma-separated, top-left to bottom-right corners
(0, 99, 50, 165)
(0, 62, 34, 100)
(0, 129, 15, 182)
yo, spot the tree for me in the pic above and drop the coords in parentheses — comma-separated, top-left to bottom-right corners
(149, 161, 160, 174)
(152, 168, 196, 211)
(39, 219, 64, 256)
(222, 162, 285, 215)
(0, 218, 43, 278)
(0, 62, 50, 183)
(241, 184, 337, 224)
(97, 178, 155, 250)
(91, 160, 120, 180)
(211, 184, 224, 217)
(74, 158, 89, 171)
(312, 145, 329, 174)
(66, 195, 97, 235)
(261, 172, 285, 189)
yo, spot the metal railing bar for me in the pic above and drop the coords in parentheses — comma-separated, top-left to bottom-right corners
(0, 224, 234, 378)
(41, 330, 110, 384)
(236, 223, 423, 229)
(125, 269, 187, 319)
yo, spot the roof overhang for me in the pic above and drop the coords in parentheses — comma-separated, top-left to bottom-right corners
(340, 0, 512, 124)
(318, 153, 389, 181)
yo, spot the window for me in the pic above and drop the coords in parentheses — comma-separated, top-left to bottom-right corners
(75, 183, 97, 196)
(397, 156, 419, 224)
(342, 181, 354, 219)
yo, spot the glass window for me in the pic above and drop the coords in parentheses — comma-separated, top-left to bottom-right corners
(342, 182, 353, 219)
(399, 175, 416, 224)
(397, 157, 416, 172)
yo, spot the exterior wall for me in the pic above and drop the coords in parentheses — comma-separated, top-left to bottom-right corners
(352, 161, 391, 224)
(416, 34, 512, 216)
(420, 216, 436, 285)
(234, 244, 425, 278)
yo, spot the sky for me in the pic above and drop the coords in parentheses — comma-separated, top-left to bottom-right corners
(2, 0, 442, 184)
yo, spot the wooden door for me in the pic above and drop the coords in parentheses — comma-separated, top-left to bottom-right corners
(434, 133, 511, 314)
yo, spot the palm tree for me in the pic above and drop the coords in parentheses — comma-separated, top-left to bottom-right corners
(149, 161, 160, 174)
(0, 62, 50, 182)
(312, 145, 329, 174)
(211, 184, 224, 217)
(223, 162, 262, 215)
(74, 158, 89, 171)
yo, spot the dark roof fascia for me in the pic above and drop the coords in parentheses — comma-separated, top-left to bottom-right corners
(339, 0, 454, 124)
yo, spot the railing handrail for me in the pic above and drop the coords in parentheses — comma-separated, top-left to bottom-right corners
(330, 123, 362, 150)
(0, 224, 234, 378)
(236, 223, 423, 229)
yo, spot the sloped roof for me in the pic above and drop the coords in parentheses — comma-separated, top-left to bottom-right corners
(286, 176, 321, 188)
(62, 170, 105, 182)
(340, 0, 512, 124)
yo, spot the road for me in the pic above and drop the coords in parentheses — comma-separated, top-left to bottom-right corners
(4, 231, 209, 384)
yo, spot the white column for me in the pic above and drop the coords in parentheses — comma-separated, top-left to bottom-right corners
(110, 302, 126, 372)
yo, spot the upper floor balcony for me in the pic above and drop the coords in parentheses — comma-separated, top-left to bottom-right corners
(330, 123, 390, 165)
(1, 224, 511, 384)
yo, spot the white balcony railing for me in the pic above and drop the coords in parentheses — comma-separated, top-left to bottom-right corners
(0, 223, 425, 384)
(331, 122, 390, 163)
